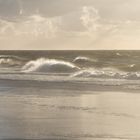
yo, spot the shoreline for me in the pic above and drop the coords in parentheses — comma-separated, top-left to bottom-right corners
(0, 78, 140, 94)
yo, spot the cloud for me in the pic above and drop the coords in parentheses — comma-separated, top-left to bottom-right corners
(0, 0, 84, 20)
(78, 6, 118, 47)
(80, 6, 100, 32)
(1, 0, 140, 21)
(0, 14, 61, 38)
(0, 0, 140, 49)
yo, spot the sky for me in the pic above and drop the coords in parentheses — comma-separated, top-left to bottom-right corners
(0, 0, 140, 50)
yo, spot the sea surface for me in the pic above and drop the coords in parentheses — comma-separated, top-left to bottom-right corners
(0, 50, 140, 140)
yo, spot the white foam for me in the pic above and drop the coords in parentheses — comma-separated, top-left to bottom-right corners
(73, 56, 97, 63)
(0, 58, 21, 66)
(0, 55, 26, 66)
(71, 68, 129, 79)
(22, 58, 80, 73)
(116, 53, 121, 56)
(129, 64, 135, 68)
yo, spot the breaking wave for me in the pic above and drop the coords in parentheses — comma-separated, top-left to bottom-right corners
(22, 58, 80, 73)
(73, 56, 97, 63)
(116, 52, 122, 56)
(0, 55, 25, 66)
(71, 68, 140, 80)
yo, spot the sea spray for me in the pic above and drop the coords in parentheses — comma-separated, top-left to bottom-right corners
(0, 55, 26, 66)
(22, 58, 80, 73)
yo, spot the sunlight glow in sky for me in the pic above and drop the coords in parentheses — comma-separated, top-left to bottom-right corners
(0, 0, 140, 50)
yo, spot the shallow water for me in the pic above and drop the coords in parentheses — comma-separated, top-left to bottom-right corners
(0, 84, 140, 140)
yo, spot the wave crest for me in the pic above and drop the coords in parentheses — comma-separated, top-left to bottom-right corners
(71, 68, 140, 79)
(22, 58, 80, 73)
(0, 55, 25, 66)
(73, 56, 97, 63)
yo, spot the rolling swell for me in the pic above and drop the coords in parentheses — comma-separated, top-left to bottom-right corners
(0, 55, 26, 66)
(71, 68, 140, 80)
(22, 58, 80, 73)
(72, 56, 140, 72)
(20, 56, 140, 80)
(1, 52, 140, 80)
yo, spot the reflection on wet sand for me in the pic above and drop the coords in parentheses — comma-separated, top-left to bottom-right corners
(0, 87, 140, 139)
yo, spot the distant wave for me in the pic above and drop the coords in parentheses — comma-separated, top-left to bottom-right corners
(116, 52, 122, 56)
(73, 56, 97, 63)
(22, 58, 80, 73)
(128, 64, 136, 69)
(0, 55, 23, 60)
(0, 55, 25, 66)
(71, 68, 140, 80)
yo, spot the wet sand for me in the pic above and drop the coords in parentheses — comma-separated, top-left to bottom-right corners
(0, 80, 140, 140)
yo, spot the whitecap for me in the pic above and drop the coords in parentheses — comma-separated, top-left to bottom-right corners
(116, 52, 122, 56)
(71, 68, 128, 79)
(22, 58, 80, 73)
(73, 56, 97, 63)
(129, 64, 136, 68)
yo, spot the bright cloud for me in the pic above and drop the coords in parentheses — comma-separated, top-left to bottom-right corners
(80, 6, 100, 32)
(0, 0, 140, 49)
(0, 14, 61, 38)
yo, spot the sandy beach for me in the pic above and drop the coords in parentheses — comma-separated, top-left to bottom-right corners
(0, 79, 140, 140)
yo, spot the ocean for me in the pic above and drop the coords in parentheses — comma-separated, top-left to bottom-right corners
(0, 50, 140, 140)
